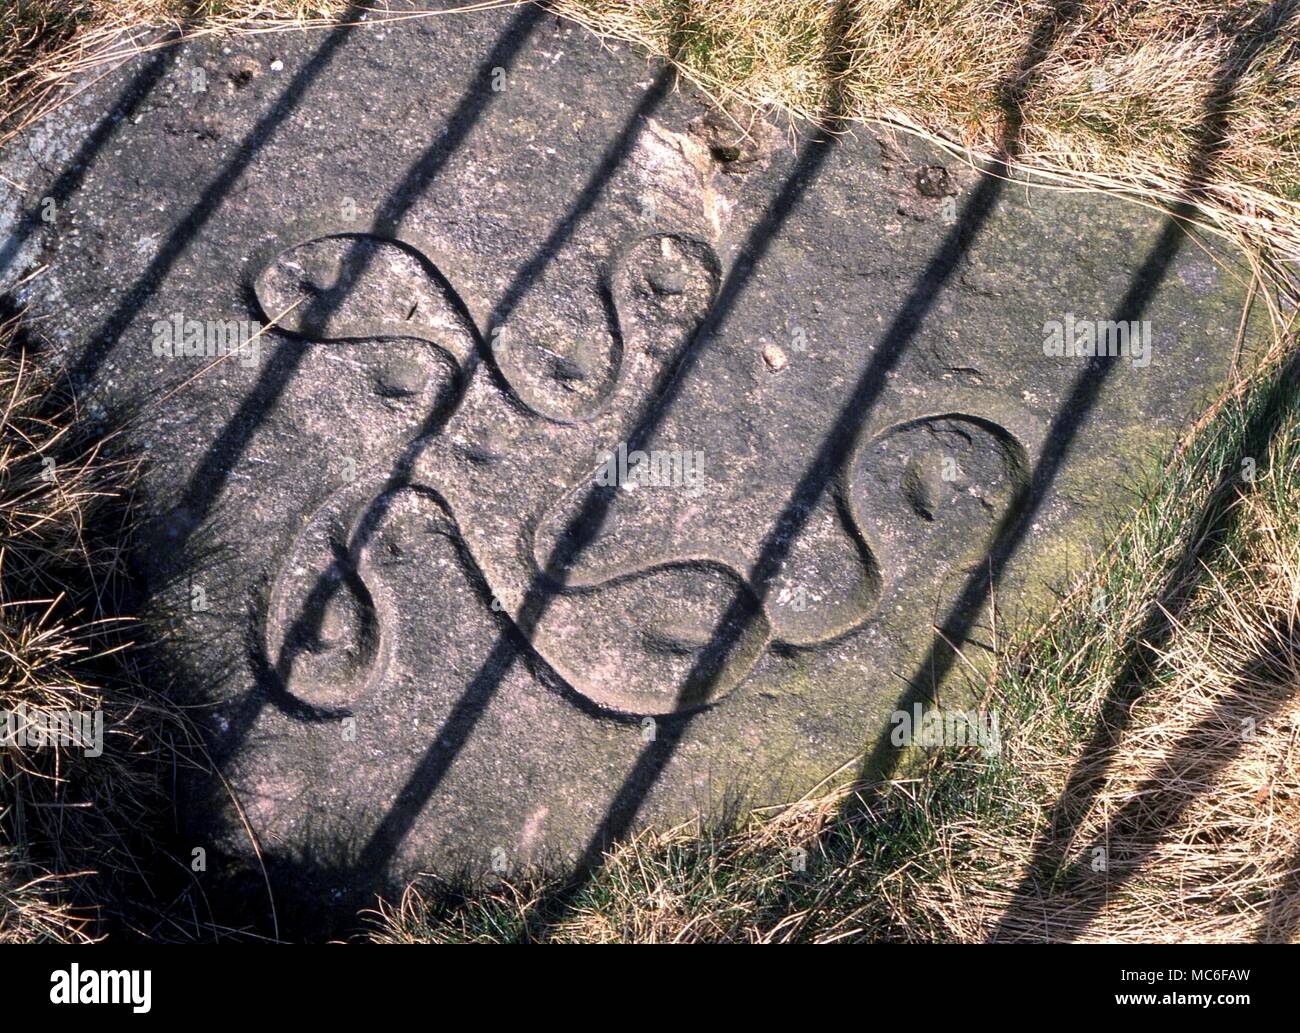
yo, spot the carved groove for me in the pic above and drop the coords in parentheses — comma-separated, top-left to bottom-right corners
(256, 224, 1028, 717)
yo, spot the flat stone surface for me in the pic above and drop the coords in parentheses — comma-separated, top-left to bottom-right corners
(0, 2, 1262, 904)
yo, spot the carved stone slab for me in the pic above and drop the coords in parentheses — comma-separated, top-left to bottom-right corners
(0, 3, 1260, 908)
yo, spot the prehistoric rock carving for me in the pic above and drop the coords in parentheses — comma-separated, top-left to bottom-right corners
(253, 225, 1029, 717)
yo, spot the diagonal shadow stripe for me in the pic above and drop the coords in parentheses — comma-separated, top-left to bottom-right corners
(484, 69, 672, 332)
(64, 1, 380, 392)
(0, 25, 188, 282)
(1258, 829, 1300, 942)
(988, 0, 1300, 943)
(510, 0, 1092, 940)
(228, 63, 678, 753)
(202, 3, 552, 760)
(990, 347, 1300, 941)
(170, 3, 548, 571)
(999, 599, 1300, 942)
(855, 208, 1195, 789)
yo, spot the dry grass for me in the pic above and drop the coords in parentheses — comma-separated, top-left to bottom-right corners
(0, 2, 352, 147)
(4, 2, 1299, 268)
(916, 432, 1300, 944)
(0, 316, 193, 943)
(554, 0, 1300, 275)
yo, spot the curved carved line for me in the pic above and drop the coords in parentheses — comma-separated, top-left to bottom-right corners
(251, 222, 1030, 718)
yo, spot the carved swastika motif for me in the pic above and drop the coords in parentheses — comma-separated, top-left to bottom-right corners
(255, 227, 1028, 718)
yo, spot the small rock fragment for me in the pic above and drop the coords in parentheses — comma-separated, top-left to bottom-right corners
(763, 343, 788, 371)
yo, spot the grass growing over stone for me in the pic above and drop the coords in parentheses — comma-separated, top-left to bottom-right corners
(553, 0, 1300, 265)
(4, 2, 1299, 258)
(0, 1, 349, 145)
(2, 0, 1299, 942)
